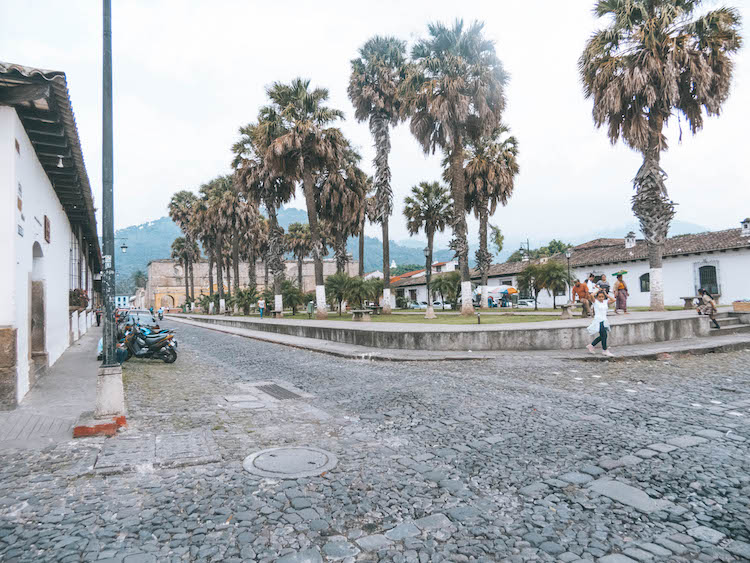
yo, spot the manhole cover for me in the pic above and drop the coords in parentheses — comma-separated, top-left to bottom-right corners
(257, 384, 301, 400)
(243, 446, 337, 479)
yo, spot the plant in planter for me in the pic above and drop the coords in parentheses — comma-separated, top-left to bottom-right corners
(69, 289, 89, 309)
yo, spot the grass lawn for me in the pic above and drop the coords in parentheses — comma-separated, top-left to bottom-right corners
(240, 312, 556, 325)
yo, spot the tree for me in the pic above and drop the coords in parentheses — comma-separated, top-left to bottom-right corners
(403, 20, 508, 315)
(464, 126, 519, 308)
(325, 272, 351, 316)
(285, 223, 312, 289)
(490, 225, 504, 256)
(231, 287, 258, 316)
(580, 1, 741, 310)
(507, 240, 572, 262)
(281, 280, 305, 315)
(132, 270, 147, 289)
(516, 263, 545, 311)
(263, 78, 348, 319)
(168, 190, 199, 300)
(343, 276, 369, 309)
(357, 182, 376, 277)
(170, 237, 192, 306)
(234, 121, 294, 314)
(349, 36, 408, 315)
(403, 181, 452, 315)
(539, 261, 570, 309)
(430, 271, 461, 310)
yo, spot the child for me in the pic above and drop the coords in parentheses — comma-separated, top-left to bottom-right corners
(586, 291, 616, 357)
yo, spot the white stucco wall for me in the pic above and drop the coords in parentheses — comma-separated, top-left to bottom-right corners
(3, 108, 78, 402)
(0, 108, 16, 329)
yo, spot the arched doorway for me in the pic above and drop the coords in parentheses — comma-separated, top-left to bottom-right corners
(30, 242, 47, 378)
(160, 295, 175, 308)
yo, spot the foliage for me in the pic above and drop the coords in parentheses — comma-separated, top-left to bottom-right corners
(132, 270, 147, 289)
(489, 226, 504, 256)
(517, 261, 571, 310)
(230, 287, 258, 315)
(69, 289, 89, 308)
(516, 264, 546, 311)
(396, 295, 408, 309)
(197, 293, 218, 312)
(281, 281, 305, 315)
(390, 264, 423, 276)
(325, 272, 351, 315)
(429, 271, 460, 309)
(507, 239, 573, 262)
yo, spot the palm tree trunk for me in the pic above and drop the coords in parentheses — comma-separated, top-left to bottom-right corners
(358, 214, 365, 278)
(297, 257, 303, 289)
(267, 205, 284, 315)
(478, 203, 490, 310)
(424, 228, 436, 319)
(232, 233, 240, 299)
(335, 231, 346, 274)
(189, 259, 195, 302)
(302, 164, 327, 319)
(215, 235, 224, 305)
(450, 139, 473, 316)
(225, 259, 232, 300)
(264, 260, 269, 288)
(208, 254, 214, 298)
(371, 114, 393, 315)
(248, 248, 257, 288)
(183, 260, 189, 310)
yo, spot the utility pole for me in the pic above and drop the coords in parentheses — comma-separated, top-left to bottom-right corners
(101, 0, 115, 366)
(96, 0, 125, 417)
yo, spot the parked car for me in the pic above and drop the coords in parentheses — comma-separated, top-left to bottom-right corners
(408, 301, 429, 309)
(517, 299, 535, 308)
(432, 301, 452, 310)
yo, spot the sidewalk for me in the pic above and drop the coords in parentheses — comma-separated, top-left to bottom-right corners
(0, 326, 100, 449)
(170, 315, 750, 362)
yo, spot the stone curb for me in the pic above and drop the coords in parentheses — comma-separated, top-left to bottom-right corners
(167, 316, 750, 363)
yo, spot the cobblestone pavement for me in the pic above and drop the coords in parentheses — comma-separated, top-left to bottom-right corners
(1, 321, 749, 562)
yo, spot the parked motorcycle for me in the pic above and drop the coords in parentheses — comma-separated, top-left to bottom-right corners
(121, 325, 177, 363)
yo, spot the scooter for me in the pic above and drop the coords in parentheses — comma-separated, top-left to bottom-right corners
(122, 325, 177, 363)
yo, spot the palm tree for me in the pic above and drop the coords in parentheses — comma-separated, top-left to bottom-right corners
(198, 176, 236, 305)
(234, 122, 295, 314)
(349, 36, 407, 314)
(539, 261, 570, 309)
(403, 181, 452, 317)
(171, 237, 192, 306)
(285, 222, 312, 289)
(490, 225, 504, 256)
(357, 187, 376, 277)
(580, 1, 741, 310)
(168, 190, 199, 301)
(430, 271, 460, 310)
(262, 78, 348, 319)
(325, 272, 350, 316)
(403, 20, 508, 315)
(465, 126, 519, 308)
(517, 263, 545, 311)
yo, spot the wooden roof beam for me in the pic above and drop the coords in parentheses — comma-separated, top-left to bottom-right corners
(30, 135, 68, 149)
(15, 106, 58, 122)
(0, 84, 50, 105)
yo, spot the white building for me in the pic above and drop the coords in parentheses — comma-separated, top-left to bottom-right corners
(393, 224, 750, 309)
(115, 295, 131, 308)
(0, 62, 101, 409)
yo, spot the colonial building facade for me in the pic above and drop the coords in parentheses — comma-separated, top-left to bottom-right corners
(0, 62, 101, 409)
(146, 257, 358, 309)
(393, 221, 750, 309)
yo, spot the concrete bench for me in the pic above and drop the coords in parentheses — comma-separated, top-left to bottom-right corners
(368, 306, 383, 316)
(270, 310, 284, 319)
(681, 295, 721, 309)
(351, 309, 372, 322)
(559, 303, 574, 320)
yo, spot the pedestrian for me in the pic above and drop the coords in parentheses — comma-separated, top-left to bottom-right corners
(614, 275, 629, 314)
(596, 274, 611, 297)
(95, 309, 102, 327)
(572, 279, 591, 318)
(258, 298, 266, 319)
(586, 290, 616, 357)
(697, 289, 720, 329)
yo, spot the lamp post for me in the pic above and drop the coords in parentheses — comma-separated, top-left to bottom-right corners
(565, 249, 572, 301)
(424, 246, 436, 319)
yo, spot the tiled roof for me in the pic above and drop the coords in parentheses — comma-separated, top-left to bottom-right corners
(392, 227, 749, 288)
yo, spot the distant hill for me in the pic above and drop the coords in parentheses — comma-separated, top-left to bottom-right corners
(113, 206, 455, 294)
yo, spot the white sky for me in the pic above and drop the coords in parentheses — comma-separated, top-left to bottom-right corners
(1, 0, 748, 247)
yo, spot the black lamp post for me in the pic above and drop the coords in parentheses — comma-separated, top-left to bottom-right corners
(565, 249, 572, 301)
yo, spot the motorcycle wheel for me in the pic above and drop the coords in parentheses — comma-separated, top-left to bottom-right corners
(163, 348, 177, 364)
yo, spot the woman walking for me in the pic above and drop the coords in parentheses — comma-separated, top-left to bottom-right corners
(587, 291, 616, 357)
(697, 289, 720, 329)
(614, 274, 629, 314)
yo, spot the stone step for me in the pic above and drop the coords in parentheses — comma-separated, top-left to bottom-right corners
(712, 317, 741, 326)
(709, 324, 750, 337)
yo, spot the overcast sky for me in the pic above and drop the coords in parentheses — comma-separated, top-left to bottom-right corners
(2, 0, 748, 247)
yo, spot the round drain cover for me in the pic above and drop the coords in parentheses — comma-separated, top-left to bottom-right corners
(243, 446, 338, 479)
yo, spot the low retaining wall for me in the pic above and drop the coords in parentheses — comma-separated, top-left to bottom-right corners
(178, 314, 711, 352)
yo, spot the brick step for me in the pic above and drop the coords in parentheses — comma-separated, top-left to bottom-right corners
(709, 324, 750, 337)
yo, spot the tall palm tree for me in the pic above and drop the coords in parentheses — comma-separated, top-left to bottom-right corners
(403, 181, 452, 316)
(349, 36, 407, 314)
(357, 186, 376, 277)
(465, 126, 519, 308)
(580, 1, 741, 310)
(170, 237, 192, 306)
(285, 222, 312, 289)
(168, 190, 199, 301)
(262, 78, 348, 319)
(402, 20, 508, 315)
(234, 122, 295, 313)
(197, 176, 235, 305)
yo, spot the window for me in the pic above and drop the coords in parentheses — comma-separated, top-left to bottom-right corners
(501, 279, 512, 285)
(639, 273, 650, 293)
(699, 265, 719, 295)
(69, 231, 80, 289)
(409, 289, 417, 301)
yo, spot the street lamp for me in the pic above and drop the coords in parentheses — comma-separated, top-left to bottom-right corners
(120, 241, 127, 253)
(424, 246, 436, 319)
(565, 249, 572, 301)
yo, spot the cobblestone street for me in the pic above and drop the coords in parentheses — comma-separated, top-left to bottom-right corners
(1, 321, 750, 562)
